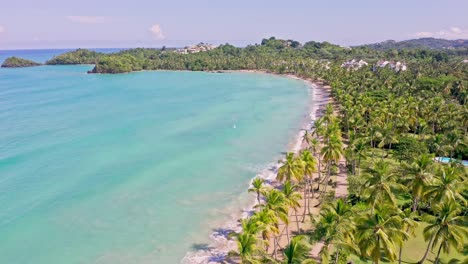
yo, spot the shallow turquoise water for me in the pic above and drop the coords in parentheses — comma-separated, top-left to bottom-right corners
(0, 65, 309, 263)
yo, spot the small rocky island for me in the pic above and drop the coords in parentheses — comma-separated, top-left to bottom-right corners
(1, 57, 42, 68)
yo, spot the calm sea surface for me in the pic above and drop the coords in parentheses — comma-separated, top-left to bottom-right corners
(0, 50, 310, 263)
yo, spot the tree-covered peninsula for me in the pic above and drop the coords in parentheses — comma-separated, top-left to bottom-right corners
(45, 49, 103, 65)
(1, 57, 41, 68)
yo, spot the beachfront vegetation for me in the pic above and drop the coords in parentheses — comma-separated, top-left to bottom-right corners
(5, 37, 467, 263)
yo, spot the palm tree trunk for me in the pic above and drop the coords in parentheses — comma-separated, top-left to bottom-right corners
(263, 233, 269, 252)
(358, 157, 361, 176)
(334, 249, 340, 264)
(352, 159, 356, 175)
(302, 175, 308, 222)
(399, 245, 403, 264)
(316, 158, 322, 191)
(286, 225, 290, 244)
(308, 180, 315, 213)
(418, 233, 435, 264)
(273, 237, 276, 258)
(435, 242, 443, 264)
(256, 191, 261, 205)
(295, 210, 301, 231)
(412, 197, 419, 212)
(399, 226, 410, 264)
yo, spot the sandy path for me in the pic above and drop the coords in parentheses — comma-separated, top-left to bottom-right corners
(309, 154, 348, 260)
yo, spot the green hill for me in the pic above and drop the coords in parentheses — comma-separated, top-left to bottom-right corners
(360, 38, 468, 50)
(1, 57, 41, 68)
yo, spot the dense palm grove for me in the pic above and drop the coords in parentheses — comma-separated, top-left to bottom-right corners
(8, 37, 468, 263)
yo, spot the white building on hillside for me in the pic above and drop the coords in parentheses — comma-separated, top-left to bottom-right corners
(176, 43, 216, 54)
(375, 60, 408, 72)
(341, 59, 368, 70)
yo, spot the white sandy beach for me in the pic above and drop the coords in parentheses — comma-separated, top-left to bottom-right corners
(182, 72, 333, 264)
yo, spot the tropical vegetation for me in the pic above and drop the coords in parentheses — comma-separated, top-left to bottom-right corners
(4, 36, 467, 263)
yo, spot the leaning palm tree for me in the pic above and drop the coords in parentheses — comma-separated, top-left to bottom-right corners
(277, 152, 305, 184)
(299, 150, 317, 221)
(355, 204, 408, 264)
(249, 177, 266, 205)
(282, 235, 313, 264)
(418, 202, 468, 264)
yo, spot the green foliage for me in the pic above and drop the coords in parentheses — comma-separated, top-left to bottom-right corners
(91, 54, 143, 74)
(1, 56, 41, 67)
(393, 136, 428, 163)
(46, 49, 102, 65)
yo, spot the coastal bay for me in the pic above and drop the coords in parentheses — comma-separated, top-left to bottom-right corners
(0, 62, 311, 263)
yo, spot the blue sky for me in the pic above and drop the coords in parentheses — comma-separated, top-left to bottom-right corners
(0, 0, 467, 49)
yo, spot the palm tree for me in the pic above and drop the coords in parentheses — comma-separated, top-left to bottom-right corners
(309, 137, 320, 157)
(319, 132, 343, 200)
(236, 232, 261, 264)
(424, 166, 467, 206)
(362, 160, 404, 211)
(262, 189, 289, 257)
(418, 202, 468, 264)
(251, 208, 279, 253)
(299, 150, 317, 220)
(315, 199, 357, 264)
(355, 205, 408, 264)
(302, 130, 313, 147)
(240, 217, 263, 235)
(398, 208, 419, 264)
(249, 177, 266, 205)
(403, 153, 434, 212)
(282, 235, 312, 264)
(277, 153, 304, 184)
(354, 139, 368, 176)
(282, 181, 303, 234)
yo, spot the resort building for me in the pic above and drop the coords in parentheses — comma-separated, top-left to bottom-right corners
(375, 60, 408, 72)
(341, 59, 368, 70)
(176, 43, 216, 54)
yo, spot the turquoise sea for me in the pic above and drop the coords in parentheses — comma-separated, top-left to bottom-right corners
(0, 51, 310, 263)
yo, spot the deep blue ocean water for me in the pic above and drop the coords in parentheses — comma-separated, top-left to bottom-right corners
(0, 50, 310, 263)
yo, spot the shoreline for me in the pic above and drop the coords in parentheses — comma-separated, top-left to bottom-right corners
(182, 71, 332, 264)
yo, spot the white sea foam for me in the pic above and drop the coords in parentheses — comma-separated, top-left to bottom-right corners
(182, 80, 328, 264)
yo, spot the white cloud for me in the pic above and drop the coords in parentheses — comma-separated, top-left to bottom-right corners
(412, 26, 468, 39)
(414, 31, 433, 38)
(66, 16, 106, 24)
(0, 25, 5, 33)
(149, 24, 165, 40)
